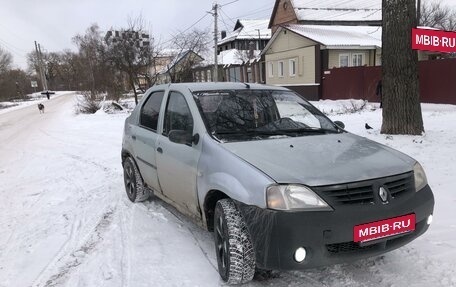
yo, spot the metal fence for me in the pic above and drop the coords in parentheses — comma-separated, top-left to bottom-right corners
(321, 58, 456, 105)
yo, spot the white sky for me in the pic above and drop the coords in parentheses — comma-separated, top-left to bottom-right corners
(0, 0, 455, 70)
(0, 0, 273, 69)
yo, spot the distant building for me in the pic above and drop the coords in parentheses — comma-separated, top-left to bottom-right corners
(156, 50, 204, 84)
(196, 19, 272, 84)
(263, 24, 382, 100)
(269, 0, 382, 33)
(104, 30, 150, 48)
(218, 19, 271, 53)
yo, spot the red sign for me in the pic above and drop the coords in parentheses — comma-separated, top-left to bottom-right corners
(412, 28, 456, 53)
(353, 214, 416, 243)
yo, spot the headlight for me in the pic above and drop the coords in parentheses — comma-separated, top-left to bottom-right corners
(266, 184, 333, 211)
(414, 162, 428, 192)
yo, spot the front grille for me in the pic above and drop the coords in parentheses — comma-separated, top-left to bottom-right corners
(319, 184, 374, 205)
(326, 242, 376, 254)
(385, 175, 413, 198)
(326, 231, 416, 254)
(314, 172, 414, 205)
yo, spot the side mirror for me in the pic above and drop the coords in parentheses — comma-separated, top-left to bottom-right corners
(168, 130, 199, 145)
(334, 121, 345, 129)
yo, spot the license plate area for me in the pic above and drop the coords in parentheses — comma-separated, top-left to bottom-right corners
(354, 214, 416, 243)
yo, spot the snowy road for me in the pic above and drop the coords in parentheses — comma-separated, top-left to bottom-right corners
(0, 96, 455, 286)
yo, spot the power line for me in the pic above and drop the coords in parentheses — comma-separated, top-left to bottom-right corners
(0, 37, 28, 55)
(220, 0, 239, 7)
(162, 13, 211, 46)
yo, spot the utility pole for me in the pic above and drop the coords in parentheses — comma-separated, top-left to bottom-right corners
(212, 2, 219, 82)
(34, 41, 48, 91)
(256, 29, 261, 50)
(38, 44, 48, 91)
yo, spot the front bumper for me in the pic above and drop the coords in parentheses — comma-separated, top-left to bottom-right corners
(237, 184, 434, 270)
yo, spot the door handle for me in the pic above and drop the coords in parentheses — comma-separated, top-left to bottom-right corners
(132, 135, 136, 140)
(157, 147, 163, 154)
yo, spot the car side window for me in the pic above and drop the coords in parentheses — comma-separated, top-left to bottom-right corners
(163, 91, 194, 136)
(140, 91, 165, 131)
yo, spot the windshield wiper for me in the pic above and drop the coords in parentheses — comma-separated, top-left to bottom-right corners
(213, 127, 339, 140)
(270, 127, 339, 134)
(214, 130, 284, 136)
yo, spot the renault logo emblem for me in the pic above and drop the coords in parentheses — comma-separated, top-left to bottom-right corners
(379, 186, 388, 203)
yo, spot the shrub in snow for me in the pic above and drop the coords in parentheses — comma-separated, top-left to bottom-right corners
(75, 92, 101, 114)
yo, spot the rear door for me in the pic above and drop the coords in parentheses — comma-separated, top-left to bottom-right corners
(133, 90, 165, 192)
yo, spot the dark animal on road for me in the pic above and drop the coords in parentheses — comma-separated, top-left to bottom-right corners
(38, 103, 45, 114)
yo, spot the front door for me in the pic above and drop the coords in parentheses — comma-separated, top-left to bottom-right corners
(156, 91, 201, 216)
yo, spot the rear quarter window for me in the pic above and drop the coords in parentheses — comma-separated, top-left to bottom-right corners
(139, 91, 165, 131)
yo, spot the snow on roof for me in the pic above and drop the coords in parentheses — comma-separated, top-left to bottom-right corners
(291, 0, 381, 22)
(219, 19, 271, 46)
(219, 49, 261, 65)
(285, 24, 382, 48)
(157, 50, 203, 74)
(198, 49, 262, 66)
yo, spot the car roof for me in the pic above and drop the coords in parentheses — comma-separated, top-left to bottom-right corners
(151, 82, 290, 92)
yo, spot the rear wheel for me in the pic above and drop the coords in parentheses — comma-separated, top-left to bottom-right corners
(123, 156, 150, 202)
(214, 199, 255, 284)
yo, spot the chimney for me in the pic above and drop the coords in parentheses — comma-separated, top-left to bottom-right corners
(221, 30, 227, 39)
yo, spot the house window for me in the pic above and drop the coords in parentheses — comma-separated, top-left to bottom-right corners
(268, 62, 274, 78)
(207, 69, 212, 82)
(289, 58, 297, 76)
(339, 54, 349, 67)
(278, 61, 284, 77)
(352, 53, 364, 66)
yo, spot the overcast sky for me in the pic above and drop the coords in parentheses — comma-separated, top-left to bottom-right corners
(0, 0, 272, 69)
(1, 0, 455, 70)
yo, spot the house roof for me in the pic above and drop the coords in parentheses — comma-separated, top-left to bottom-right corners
(290, 0, 381, 23)
(198, 48, 262, 67)
(269, 0, 382, 28)
(284, 24, 381, 48)
(218, 19, 271, 46)
(219, 49, 261, 66)
(157, 50, 204, 74)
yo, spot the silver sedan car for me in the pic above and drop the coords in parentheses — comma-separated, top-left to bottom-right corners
(121, 82, 434, 284)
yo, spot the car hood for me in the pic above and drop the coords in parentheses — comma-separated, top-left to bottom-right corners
(223, 133, 415, 186)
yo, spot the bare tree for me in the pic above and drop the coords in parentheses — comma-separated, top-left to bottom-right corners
(104, 16, 155, 104)
(0, 69, 34, 101)
(166, 29, 209, 83)
(381, 0, 424, 135)
(420, 1, 456, 30)
(73, 24, 116, 98)
(0, 46, 13, 73)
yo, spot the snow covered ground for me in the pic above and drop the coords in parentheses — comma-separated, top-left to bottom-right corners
(0, 94, 455, 286)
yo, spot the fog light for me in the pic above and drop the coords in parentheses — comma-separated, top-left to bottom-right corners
(294, 247, 307, 263)
(427, 214, 433, 225)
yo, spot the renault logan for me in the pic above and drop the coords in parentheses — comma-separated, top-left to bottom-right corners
(121, 83, 434, 284)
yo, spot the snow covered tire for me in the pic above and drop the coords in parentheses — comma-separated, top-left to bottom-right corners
(123, 156, 150, 202)
(214, 199, 255, 284)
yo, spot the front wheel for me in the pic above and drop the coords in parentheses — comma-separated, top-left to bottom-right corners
(214, 199, 255, 284)
(123, 156, 150, 202)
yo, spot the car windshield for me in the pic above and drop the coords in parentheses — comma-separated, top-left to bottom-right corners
(194, 90, 340, 141)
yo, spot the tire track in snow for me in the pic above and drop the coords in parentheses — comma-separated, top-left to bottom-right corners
(29, 178, 115, 287)
(31, 214, 81, 287)
(140, 197, 219, 272)
(118, 199, 132, 287)
(37, 206, 117, 287)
